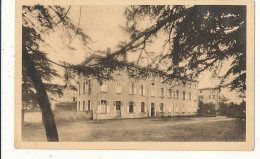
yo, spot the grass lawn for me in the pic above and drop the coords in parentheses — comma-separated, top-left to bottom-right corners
(22, 116, 245, 142)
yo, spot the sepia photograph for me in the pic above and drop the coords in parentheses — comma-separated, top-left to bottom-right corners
(14, 0, 254, 150)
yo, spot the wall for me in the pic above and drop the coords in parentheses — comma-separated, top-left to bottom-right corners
(198, 88, 220, 110)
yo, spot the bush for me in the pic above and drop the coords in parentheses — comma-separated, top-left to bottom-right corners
(53, 110, 93, 121)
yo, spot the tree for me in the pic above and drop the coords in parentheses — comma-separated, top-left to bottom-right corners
(106, 5, 246, 98)
(22, 5, 90, 141)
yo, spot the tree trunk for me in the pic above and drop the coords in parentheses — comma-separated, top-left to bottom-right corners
(23, 50, 59, 141)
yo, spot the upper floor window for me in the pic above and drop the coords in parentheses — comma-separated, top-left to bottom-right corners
(182, 91, 186, 100)
(167, 89, 172, 98)
(139, 85, 145, 96)
(199, 95, 204, 99)
(88, 80, 91, 94)
(78, 83, 81, 95)
(83, 82, 86, 94)
(101, 81, 107, 92)
(129, 83, 136, 95)
(200, 90, 202, 93)
(160, 77, 164, 83)
(160, 88, 164, 98)
(175, 90, 179, 99)
(209, 95, 215, 99)
(116, 70, 121, 75)
(151, 83, 155, 96)
(188, 92, 192, 100)
(116, 81, 121, 94)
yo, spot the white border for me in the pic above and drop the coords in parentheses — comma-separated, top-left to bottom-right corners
(2, 0, 259, 158)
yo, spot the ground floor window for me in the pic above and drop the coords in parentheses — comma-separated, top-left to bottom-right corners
(98, 100, 108, 113)
(88, 100, 91, 110)
(129, 102, 134, 113)
(83, 101, 86, 111)
(160, 103, 164, 112)
(141, 102, 145, 112)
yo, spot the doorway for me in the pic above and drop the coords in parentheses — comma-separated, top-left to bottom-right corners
(151, 103, 155, 117)
(116, 101, 121, 117)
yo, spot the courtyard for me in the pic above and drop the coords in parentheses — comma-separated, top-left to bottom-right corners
(22, 116, 246, 142)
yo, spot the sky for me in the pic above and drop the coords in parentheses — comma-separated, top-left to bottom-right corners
(37, 5, 242, 103)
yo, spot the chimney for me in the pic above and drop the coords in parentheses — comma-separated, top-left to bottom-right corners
(123, 51, 127, 62)
(106, 47, 111, 56)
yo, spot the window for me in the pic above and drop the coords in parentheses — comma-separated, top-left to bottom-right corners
(88, 80, 91, 93)
(99, 100, 108, 113)
(73, 97, 76, 101)
(194, 84, 197, 88)
(78, 101, 80, 110)
(129, 102, 134, 113)
(140, 85, 145, 96)
(188, 83, 191, 88)
(193, 95, 197, 101)
(200, 90, 202, 93)
(141, 102, 145, 112)
(160, 77, 164, 82)
(160, 103, 164, 112)
(129, 83, 136, 94)
(88, 100, 91, 110)
(151, 83, 155, 96)
(182, 91, 186, 100)
(167, 89, 172, 98)
(83, 101, 85, 111)
(83, 82, 86, 94)
(116, 101, 121, 110)
(116, 70, 121, 75)
(116, 81, 121, 93)
(175, 90, 179, 99)
(175, 105, 179, 112)
(199, 95, 204, 99)
(189, 92, 192, 100)
(209, 95, 215, 99)
(101, 81, 107, 92)
(160, 88, 164, 97)
(78, 83, 81, 95)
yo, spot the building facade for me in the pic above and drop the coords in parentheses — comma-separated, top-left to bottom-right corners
(198, 88, 220, 110)
(77, 55, 199, 120)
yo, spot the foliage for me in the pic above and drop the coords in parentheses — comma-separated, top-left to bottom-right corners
(116, 5, 246, 98)
(22, 5, 90, 108)
(226, 101, 246, 119)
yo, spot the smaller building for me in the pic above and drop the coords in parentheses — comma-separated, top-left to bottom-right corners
(198, 87, 220, 110)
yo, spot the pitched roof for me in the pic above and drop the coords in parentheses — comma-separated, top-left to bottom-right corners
(80, 54, 104, 66)
(199, 87, 219, 90)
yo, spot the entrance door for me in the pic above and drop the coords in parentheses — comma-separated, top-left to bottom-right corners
(151, 103, 155, 117)
(116, 101, 121, 117)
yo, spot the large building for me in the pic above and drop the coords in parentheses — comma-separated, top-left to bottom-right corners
(198, 87, 220, 110)
(76, 54, 199, 120)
